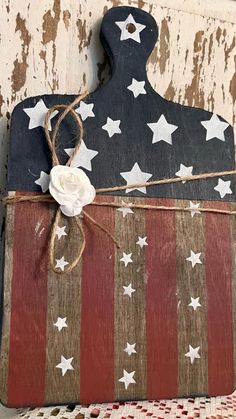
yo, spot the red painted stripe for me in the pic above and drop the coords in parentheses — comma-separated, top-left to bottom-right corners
(80, 196, 115, 403)
(145, 198, 178, 398)
(7, 196, 49, 406)
(205, 201, 234, 395)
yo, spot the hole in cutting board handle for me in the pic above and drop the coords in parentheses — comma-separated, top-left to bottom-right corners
(126, 22, 136, 33)
(100, 6, 159, 73)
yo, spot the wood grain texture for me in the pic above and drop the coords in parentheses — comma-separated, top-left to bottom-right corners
(176, 200, 208, 396)
(0, 196, 15, 405)
(45, 208, 82, 404)
(205, 201, 234, 396)
(7, 197, 50, 406)
(231, 203, 236, 388)
(114, 197, 147, 401)
(2, 194, 236, 404)
(145, 198, 178, 399)
(80, 195, 115, 404)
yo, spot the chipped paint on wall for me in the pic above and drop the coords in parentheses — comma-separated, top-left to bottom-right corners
(42, 0, 61, 45)
(11, 13, 31, 99)
(76, 19, 93, 53)
(159, 18, 170, 75)
(63, 10, 71, 31)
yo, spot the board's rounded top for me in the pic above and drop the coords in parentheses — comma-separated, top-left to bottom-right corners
(100, 6, 158, 64)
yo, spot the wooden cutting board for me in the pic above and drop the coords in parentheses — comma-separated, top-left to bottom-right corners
(1, 5, 236, 407)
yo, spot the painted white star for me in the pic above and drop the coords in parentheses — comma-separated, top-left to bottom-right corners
(56, 225, 67, 240)
(64, 141, 98, 171)
(214, 178, 232, 198)
(147, 114, 178, 145)
(189, 297, 201, 311)
(127, 78, 146, 98)
(35, 171, 50, 192)
(123, 283, 136, 298)
(120, 252, 133, 267)
(185, 345, 201, 364)
(55, 256, 69, 272)
(175, 164, 193, 183)
(136, 236, 148, 248)
(115, 14, 146, 43)
(102, 117, 121, 138)
(56, 355, 74, 376)
(54, 317, 68, 331)
(76, 101, 95, 121)
(186, 250, 202, 268)
(118, 369, 136, 389)
(23, 99, 58, 130)
(201, 113, 229, 142)
(120, 162, 152, 194)
(117, 200, 134, 217)
(189, 201, 201, 217)
(124, 342, 137, 356)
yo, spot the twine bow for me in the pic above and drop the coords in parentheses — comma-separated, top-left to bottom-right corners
(4, 92, 236, 274)
(44, 91, 120, 274)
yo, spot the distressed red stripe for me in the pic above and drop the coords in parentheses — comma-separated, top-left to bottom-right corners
(8, 196, 49, 406)
(146, 198, 178, 398)
(205, 201, 234, 395)
(80, 196, 115, 403)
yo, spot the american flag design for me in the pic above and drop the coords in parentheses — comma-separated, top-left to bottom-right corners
(1, 5, 236, 408)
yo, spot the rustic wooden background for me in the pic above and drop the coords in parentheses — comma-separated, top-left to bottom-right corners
(0, 0, 235, 415)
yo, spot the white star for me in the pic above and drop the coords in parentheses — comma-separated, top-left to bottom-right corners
(147, 114, 178, 145)
(54, 317, 68, 331)
(64, 141, 98, 171)
(56, 355, 74, 376)
(127, 78, 146, 98)
(117, 200, 134, 217)
(35, 171, 50, 192)
(120, 252, 133, 267)
(120, 162, 152, 194)
(115, 14, 146, 44)
(185, 345, 201, 364)
(102, 117, 121, 138)
(136, 236, 148, 248)
(189, 201, 201, 217)
(76, 101, 95, 121)
(55, 256, 69, 272)
(56, 225, 67, 240)
(189, 297, 201, 311)
(23, 99, 58, 130)
(201, 113, 229, 142)
(186, 250, 202, 268)
(175, 164, 193, 183)
(214, 178, 232, 198)
(124, 342, 137, 356)
(118, 369, 136, 389)
(123, 283, 136, 298)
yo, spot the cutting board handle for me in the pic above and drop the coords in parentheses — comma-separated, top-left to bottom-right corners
(100, 6, 158, 81)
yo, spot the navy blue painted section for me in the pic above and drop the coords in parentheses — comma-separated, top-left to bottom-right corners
(7, 6, 236, 201)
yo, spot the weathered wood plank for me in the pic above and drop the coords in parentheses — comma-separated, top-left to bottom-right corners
(0, 0, 235, 236)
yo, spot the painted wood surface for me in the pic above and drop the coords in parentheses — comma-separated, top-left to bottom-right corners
(0, 0, 235, 254)
(2, 195, 236, 406)
(0, 0, 236, 410)
(0, 0, 236, 194)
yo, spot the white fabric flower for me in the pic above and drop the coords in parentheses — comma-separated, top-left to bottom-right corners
(49, 165, 96, 217)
